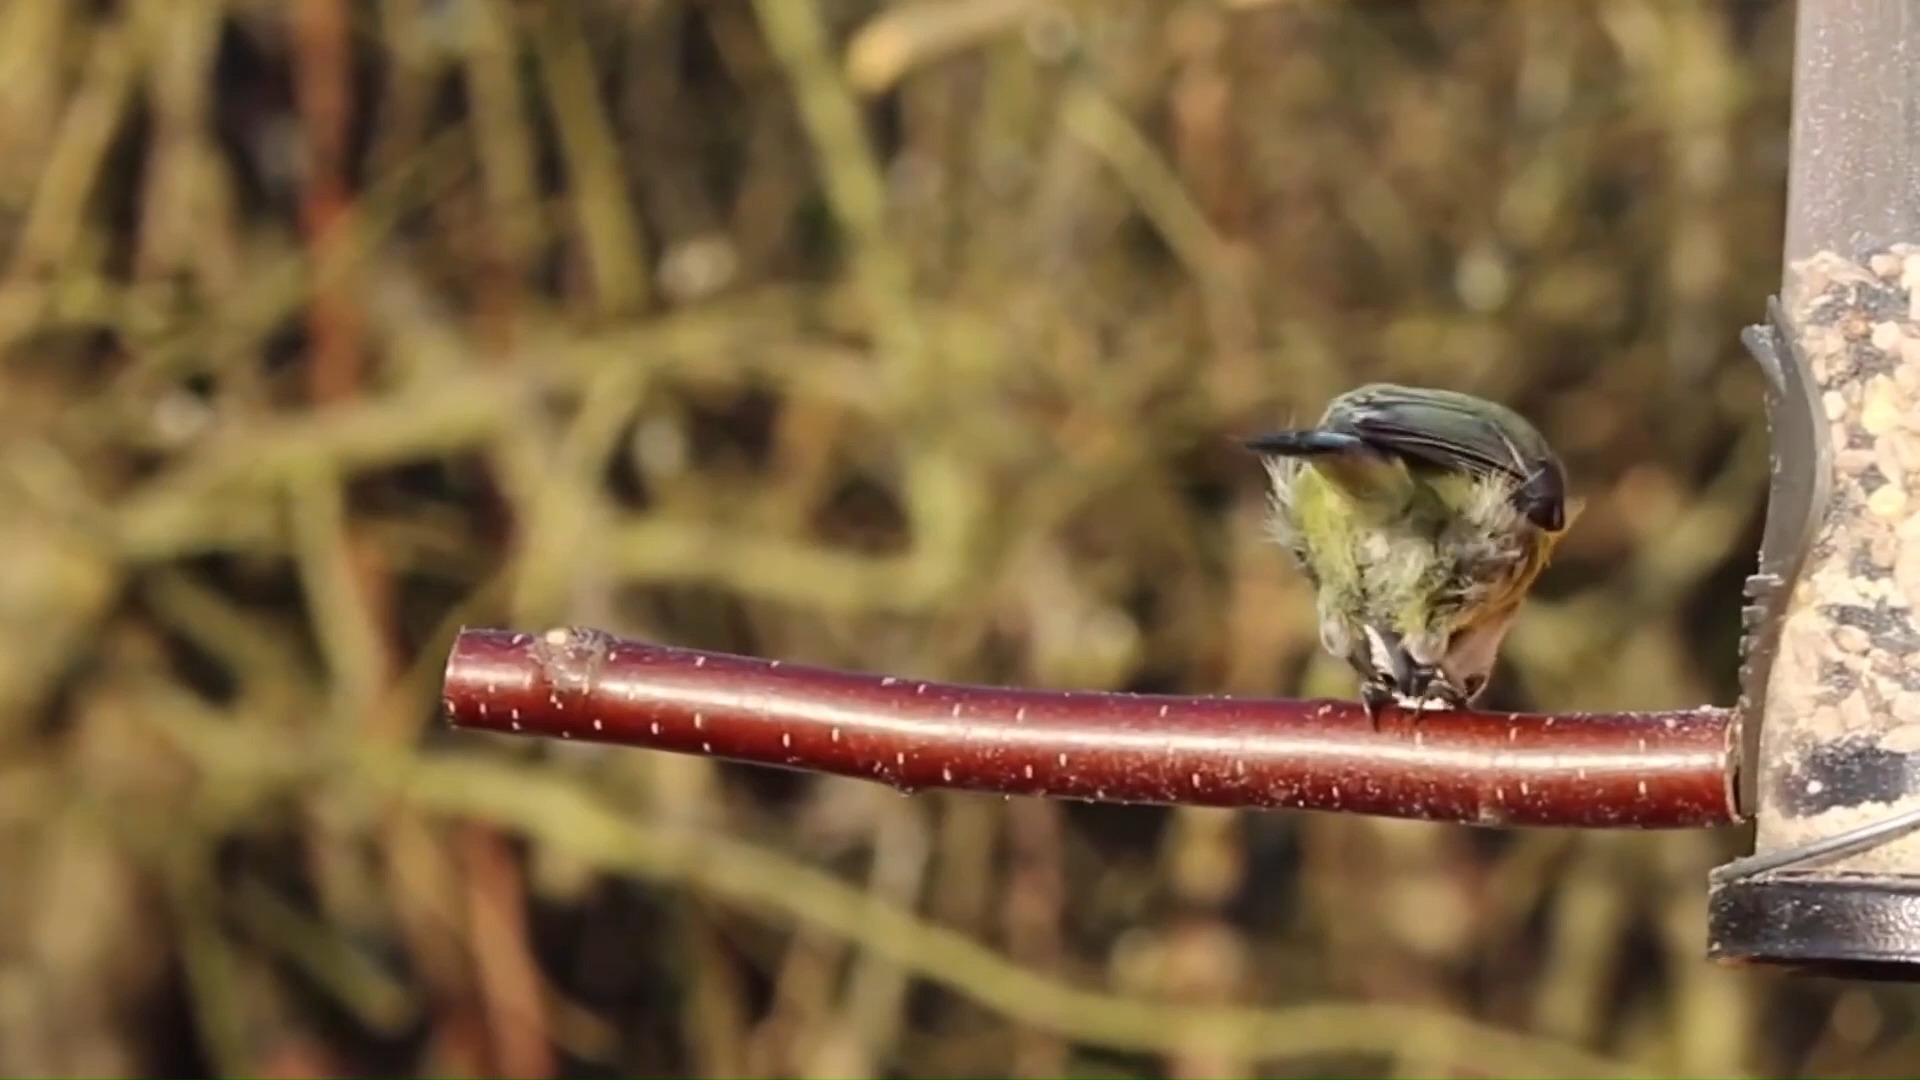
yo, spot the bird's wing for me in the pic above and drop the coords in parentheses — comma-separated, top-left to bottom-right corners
(1328, 386, 1568, 531)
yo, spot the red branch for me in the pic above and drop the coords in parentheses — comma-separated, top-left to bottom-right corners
(439, 627, 1742, 829)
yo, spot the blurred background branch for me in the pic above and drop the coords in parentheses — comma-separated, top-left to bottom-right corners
(0, 1, 1850, 1077)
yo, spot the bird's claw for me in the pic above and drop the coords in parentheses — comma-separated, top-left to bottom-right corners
(1360, 679, 1395, 731)
(1424, 675, 1470, 711)
(1360, 664, 1471, 732)
(1405, 663, 1441, 700)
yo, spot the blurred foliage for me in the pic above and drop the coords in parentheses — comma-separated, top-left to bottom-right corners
(1, 0, 1905, 1076)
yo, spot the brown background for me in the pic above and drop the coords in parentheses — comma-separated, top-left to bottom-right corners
(0, 1, 1889, 1077)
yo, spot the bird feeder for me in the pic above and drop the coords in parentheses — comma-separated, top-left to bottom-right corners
(1708, 0, 1920, 974)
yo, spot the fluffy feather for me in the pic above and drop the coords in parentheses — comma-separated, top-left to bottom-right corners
(1243, 383, 1571, 719)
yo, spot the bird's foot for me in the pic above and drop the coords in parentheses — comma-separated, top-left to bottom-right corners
(1362, 668, 1471, 731)
(1424, 677, 1471, 712)
(1377, 665, 1475, 726)
(1404, 663, 1441, 699)
(1390, 664, 1444, 726)
(1361, 680, 1396, 731)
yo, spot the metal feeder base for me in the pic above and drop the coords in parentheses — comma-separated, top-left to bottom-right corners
(1710, 872, 1920, 980)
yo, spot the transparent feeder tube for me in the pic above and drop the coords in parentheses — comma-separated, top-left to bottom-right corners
(1780, 1, 1920, 276)
(1755, 0, 1920, 870)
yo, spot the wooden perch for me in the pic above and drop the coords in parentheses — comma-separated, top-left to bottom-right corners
(440, 626, 1743, 829)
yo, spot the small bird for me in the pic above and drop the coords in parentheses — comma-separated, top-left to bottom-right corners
(1243, 383, 1575, 724)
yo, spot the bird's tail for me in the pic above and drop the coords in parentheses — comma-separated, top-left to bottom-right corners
(1242, 429, 1412, 509)
(1240, 430, 1366, 457)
